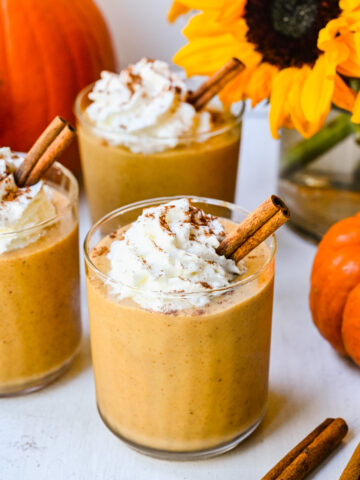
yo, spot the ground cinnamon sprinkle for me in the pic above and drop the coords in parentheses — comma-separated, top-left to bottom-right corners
(152, 240, 164, 253)
(159, 208, 175, 235)
(109, 229, 125, 241)
(2, 190, 23, 202)
(92, 245, 109, 258)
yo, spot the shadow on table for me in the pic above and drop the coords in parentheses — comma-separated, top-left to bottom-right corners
(49, 334, 92, 391)
(223, 387, 302, 461)
(335, 352, 360, 373)
(222, 387, 353, 477)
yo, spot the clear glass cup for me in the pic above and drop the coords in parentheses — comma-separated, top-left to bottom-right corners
(84, 196, 276, 460)
(0, 162, 81, 396)
(75, 84, 243, 221)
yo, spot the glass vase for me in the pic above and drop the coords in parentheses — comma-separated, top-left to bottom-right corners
(278, 111, 360, 241)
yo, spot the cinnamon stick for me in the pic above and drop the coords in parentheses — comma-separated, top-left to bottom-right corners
(262, 418, 348, 480)
(187, 58, 244, 111)
(217, 195, 287, 258)
(15, 116, 67, 187)
(262, 419, 333, 480)
(233, 209, 288, 262)
(14, 116, 75, 188)
(217, 195, 289, 262)
(24, 123, 75, 186)
(339, 442, 360, 480)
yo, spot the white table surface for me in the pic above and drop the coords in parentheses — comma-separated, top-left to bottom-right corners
(1, 110, 359, 480)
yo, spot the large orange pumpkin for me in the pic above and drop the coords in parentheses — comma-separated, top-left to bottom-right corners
(310, 212, 360, 366)
(0, 0, 116, 171)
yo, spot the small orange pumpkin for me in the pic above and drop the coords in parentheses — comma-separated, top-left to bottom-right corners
(0, 0, 116, 171)
(310, 212, 360, 366)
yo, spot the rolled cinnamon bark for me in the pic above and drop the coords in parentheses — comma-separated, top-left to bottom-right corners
(15, 116, 67, 187)
(216, 195, 287, 258)
(339, 442, 360, 480)
(24, 124, 75, 186)
(187, 57, 244, 111)
(262, 418, 348, 480)
(217, 194, 289, 263)
(262, 418, 334, 480)
(233, 208, 289, 263)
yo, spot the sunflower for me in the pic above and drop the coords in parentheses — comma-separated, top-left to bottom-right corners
(169, 0, 360, 138)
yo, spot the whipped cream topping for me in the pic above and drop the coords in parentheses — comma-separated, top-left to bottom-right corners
(106, 199, 245, 312)
(86, 58, 212, 154)
(0, 147, 56, 254)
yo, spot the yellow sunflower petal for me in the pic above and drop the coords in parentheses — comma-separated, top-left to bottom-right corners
(168, 0, 226, 21)
(218, 45, 263, 104)
(287, 68, 310, 137)
(332, 74, 356, 111)
(227, 18, 251, 44)
(305, 113, 329, 138)
(337, 58, 360, 77)
(219, 66, 257, 104)
(337, 29, 360, 75)
(289, 68, 327, 139)
(269, 68, 298, 139)
(184, 13, 248, 43)
(168, 2, 190, 23)
(340, 0, 360, 12)
(318, 18, 350, 59)
(217, 0, 246, 25)
(319, 16, 360, 76)
(219, 72, 249, 104)
(246, 63, 278, 107)
(173, 34, 243, 75)
(173, 0, 225, 10)
(183, 12, 229, 39)
(301, 51, 343, 124)
(351, 91, 360, 123)
(352, 30, 360, 58)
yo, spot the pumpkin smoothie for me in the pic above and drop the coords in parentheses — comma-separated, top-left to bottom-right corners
(75, 58, 242, 221)
(0, 149, 81, 395)
(84, 197, 275, 458)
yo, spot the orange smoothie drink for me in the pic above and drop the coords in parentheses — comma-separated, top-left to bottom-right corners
(0, 149, 81, 396)
(75, 59, 242, 221)
(84, 196, 275, 459)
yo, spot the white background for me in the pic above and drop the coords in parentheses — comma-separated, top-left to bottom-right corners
(1, 2, 359, 479)
(95, 0, 187, 67)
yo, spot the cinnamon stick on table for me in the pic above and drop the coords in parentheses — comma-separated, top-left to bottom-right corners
(15, 116, 75, 187)
(217, 195, 290, 262)
(262, 418, 348, 480)
(339, 442, 360, 480)
(186, 57, 245, 111)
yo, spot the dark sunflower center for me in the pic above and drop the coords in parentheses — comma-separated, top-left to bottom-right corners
(272, 0, 319, 38)
(244, 0, 341, 68)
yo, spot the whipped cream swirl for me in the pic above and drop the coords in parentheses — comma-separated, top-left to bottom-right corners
(86, 58, 212, 154)
(0, 147, 56, 254)
(107, 199, 245, 312)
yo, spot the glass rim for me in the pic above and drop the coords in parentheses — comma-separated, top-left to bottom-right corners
(83, 195, 277, 297)
(0, 161, 78, 239)
(74, 82, 245, 142)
